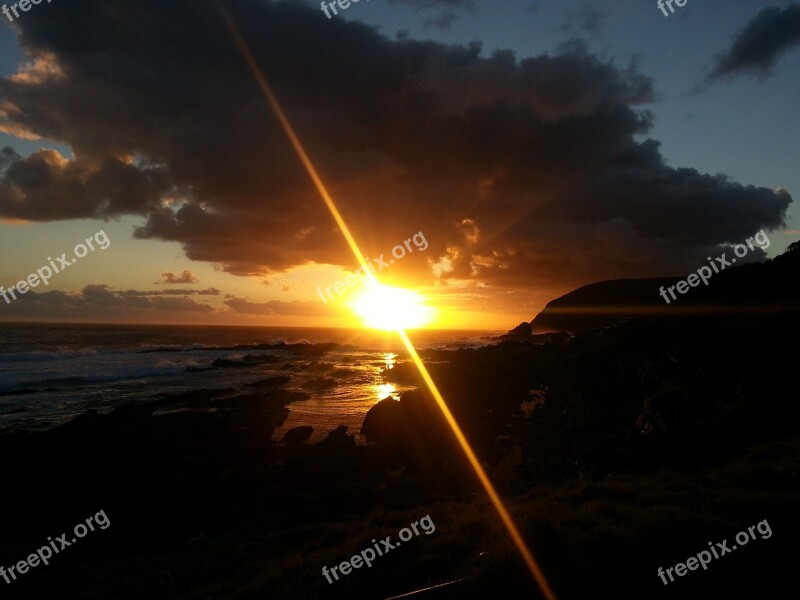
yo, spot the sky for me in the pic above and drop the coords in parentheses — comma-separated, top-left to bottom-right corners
(0, 0, 798, 329)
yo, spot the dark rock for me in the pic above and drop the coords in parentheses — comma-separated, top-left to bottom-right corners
(361, 392, 453, 460)
(361, 397, 403, 443)
(315, 425, 355, 449)
(280, 426, 313, 444)
(499, 321, 534, 341)
(286, 342, 340, 356)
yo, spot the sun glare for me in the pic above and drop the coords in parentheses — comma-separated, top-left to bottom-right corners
(374, 382, 398, 401)
(348, 284, 436, 330)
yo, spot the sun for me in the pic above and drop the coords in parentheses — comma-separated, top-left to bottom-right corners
(348, 283, 436, 330)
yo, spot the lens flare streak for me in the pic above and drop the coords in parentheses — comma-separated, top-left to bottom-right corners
(214, 5, 557, 597)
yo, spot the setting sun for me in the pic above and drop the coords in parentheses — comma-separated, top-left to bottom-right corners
(348, 283, 436, 330)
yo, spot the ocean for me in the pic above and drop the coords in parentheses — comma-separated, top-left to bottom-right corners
(0, 323, 500, 442)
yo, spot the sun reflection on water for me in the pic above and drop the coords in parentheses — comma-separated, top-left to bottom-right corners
(375, 353, 399, 401)
(374, 382, 398, 401)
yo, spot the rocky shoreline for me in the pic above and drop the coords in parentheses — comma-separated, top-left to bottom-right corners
(0, 245, 797, 598)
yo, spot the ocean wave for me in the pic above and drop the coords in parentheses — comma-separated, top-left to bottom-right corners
(0, 361, 195, 393)
(427, 337, 497, 350)
(137, 341, 294, 354)
(0, 348, 102, 362)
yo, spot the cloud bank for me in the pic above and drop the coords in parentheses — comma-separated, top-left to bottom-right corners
(708, 5, 800, 80)
(0, 0, 791, 313)
(156, 269, 199, 285)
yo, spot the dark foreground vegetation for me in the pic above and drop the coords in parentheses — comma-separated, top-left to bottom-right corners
(0, 245, 798, 599)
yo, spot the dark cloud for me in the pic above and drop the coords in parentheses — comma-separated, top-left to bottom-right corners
(224, 298, 272, 315)
(155, 269, 199, 285)
(708, 5, 800, 80)
(559, 5, 608, 37)
(0, 0, 791, 306)
(577, 6, 606, 35)
(388, 0, 475, 31)
(224, 297, 336, 316)
(0, 282, 333, 322)
(119, 288, 221, 296)
(423, 10, 460, 31)
(0, 147, 167, 220)
(0, 284, 215, 322)
(388, 0, 474, 8)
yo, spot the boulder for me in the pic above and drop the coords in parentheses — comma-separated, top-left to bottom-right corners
(280, 425, 313, 444)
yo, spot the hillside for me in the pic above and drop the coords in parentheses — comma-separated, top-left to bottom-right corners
(530, 242, 800, 333)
